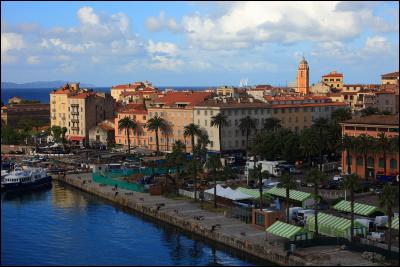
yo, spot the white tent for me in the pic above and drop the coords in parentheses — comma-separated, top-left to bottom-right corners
(205, 184, 227, 196)
(204, 185, 252, 201)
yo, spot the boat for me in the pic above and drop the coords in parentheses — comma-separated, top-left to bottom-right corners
(1, 168, 52, 192)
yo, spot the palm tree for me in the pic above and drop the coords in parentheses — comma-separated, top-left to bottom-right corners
(313, 118, 329, 171)
(300, 128, 319, 166)
(377, 132, 390, 176)
(263, 118, 281, 133)
(239, 116, 256, 153)
(166, 140, 187, 194)
(305, 168, 328, 238)
(146, 115, 168, 155)
(61, 127, 67, 151)
(342, 174, 360, 242)
(278, 173, 297, 223)
(342, 135, 356, 175)
(187, 160, 200, 201)
(206, 154, 222, 208)
(357, 134, 375, 180)
(118, 117, 137, 154)
(379, 185, 399, 252)
(210, 113, 228, 155)
(196, 130, 210, 164)
(184, 123, 202, 155)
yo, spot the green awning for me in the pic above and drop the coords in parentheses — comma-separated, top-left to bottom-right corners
(387, 217, 399, 230)
(333, 200, 379, 216)
(266, 187, 311, 202)
(306, 212, 367, 239)
(236, 187, 273, 200)
(266, 221, 305, 239)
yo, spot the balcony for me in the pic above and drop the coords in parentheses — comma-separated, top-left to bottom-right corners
(52, 109, 56, 113)
(71, 126, 79, 131)
(71, 118, 79, 123)
(51, 101, 56, 104)
(71, 104, 79, 107)
(71, 111, 79, 115)
(61, 117, 66, 121)
(51, 116, 56, 120)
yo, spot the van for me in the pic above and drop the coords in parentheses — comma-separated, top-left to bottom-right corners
(297, 209, 315, 226)
(374, 216, 388, 228)
(264, 182, 281, 189)
(289, 207, 303, 221)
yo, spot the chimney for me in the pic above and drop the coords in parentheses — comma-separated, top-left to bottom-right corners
(238, 98, 241, 103)
(223, 98, 227, 103)
(249, 98, 254, 103)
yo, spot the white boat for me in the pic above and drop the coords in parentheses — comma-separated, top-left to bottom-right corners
(1, 168, 52, 191)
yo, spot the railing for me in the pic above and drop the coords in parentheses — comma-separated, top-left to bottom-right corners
(71, 111, 79, 115)
(71, 118, 79, 123)
(71, 127, 79, 131)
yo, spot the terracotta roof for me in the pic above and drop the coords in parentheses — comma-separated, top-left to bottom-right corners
(323, 73, 343, 78)
(153, 91, 213, 107)
(343, 114, 399, 126)
(381, 71, 399, 78)
(327, 93, 342, 97)
(98, 122, 115, 131)
(270, 102, 348, 109)
(375, 90, 396, 95)
(51, 89, 71, 95)
(69, 92, 94, 99)
(197, 98, 266, 108)
(343, 84, 364, 87)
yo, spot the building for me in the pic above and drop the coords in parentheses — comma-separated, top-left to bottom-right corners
(1, 103, 50, 127)
(341, 114, 399, 180)
(381, 71, 399, 85)
(194, 97, 348, 153)
(147, 91, 213, 153)
(322, 71, 344, 90)
(114, 103, 149, 148)
(216, 86, 239, 98)
(309, 82, 331, 95)
(110, 81, 156, 101)
(50, 83, 115, 146)
(8, 96, 22, 104)
(375, 91, 398, 114)
(296, 57, 310, 95)
(88, 119, 115, 148)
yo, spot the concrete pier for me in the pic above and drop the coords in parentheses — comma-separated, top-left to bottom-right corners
(55, 173, 378, 266)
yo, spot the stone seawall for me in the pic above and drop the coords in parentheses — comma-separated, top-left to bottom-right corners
(55, 173, 307, 266)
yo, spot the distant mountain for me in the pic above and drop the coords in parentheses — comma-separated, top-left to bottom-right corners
(1, 81, 96, 89)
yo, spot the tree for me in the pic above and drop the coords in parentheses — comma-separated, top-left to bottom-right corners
(305, 168, 328, 238)
(146, 115, 168, 155)
(356, 134, 375, 180)
(360, 107, 379, 117)
(331, 107, 352, 123)
(377, 132, 390, 176)
(1, 126, 20, 145)
(50, 126, 63, 143)
(342, 173, 360, 242)
(210, 113, 228, 155)
(263, 118, 281, 133)
(166, 140, 187, 194)
(342, 135, 356, 175)
(195, 130, 210, 164)
(61, 127, 67, 151)
(379, 185, 399, 252)
(118, 117, 137, 154)
(300, 128, 319, 166)
(187, 159, 200, 201)
(239, 116, 256, 152)
(184, 123, 202, 155)
(278, 173, 297, 223)
(312, 118, 329, 171)
(206, 154, 222, 208)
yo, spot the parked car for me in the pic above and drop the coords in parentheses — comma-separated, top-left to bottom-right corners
(332, 175, 342, 181)
(327, 180, 341, 190)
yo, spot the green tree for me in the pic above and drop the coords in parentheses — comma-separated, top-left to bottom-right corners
(61, 127, 67, 151)
(210, 112, 228, 155)
(118, 117, 137, 154)
(331, 107, 352, 123)
(206, 154, 222, 208)
(239, 116, 256, 152)
(146, 115, 168, 155)
(305, 168, 328, 238)
(166, 140, 187, 194)
(342, 135, 356, 175)
(50, 126, 63, 143)
(195, 130, 210, 164)
(342, 173, 360, 242)
(312, 118, 329, 171)
(1, 126, 20, 145)
(187, 159, 200, 201)
(361, 107, 379, 117)
(357, 134, 375, 180)
(377, 132, 390, 176)
(300, 128, 319, 166)
(278, 173, 297, 223)
(379, 185, 399, 252)
(263, 118, 281, 133)
(184, 123, 202, 155)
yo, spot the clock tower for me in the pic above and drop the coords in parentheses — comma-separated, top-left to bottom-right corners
(297, 57, 309, 95)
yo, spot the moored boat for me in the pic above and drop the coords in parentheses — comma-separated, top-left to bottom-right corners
(1, 168, 52, 192)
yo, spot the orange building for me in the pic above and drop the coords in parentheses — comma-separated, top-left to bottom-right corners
(115, 103, 149, 148)
(147, 91, 213, 153)
(296, 57, 310, 95)
(341, 114, 399, 180)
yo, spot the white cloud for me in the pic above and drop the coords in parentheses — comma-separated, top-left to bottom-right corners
(149, 55, 183, 71)
(1, 32, 24, 54)
(145, 11, 181, 33)
(365, 36, 392, 51)
(147, 40, 178, 56)
(77, 6, 100, 26)
(27, 56, 40, 64)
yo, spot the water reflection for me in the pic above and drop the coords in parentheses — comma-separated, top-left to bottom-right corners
(51, 181, 88, 209)
(1, 184, 52, 204)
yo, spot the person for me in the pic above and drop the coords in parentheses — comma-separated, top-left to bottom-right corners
(115, 184, 118, 190)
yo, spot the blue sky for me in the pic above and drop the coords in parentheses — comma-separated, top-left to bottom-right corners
(1, 1, 399, 87)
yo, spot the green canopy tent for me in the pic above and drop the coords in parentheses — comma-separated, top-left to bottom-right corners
(333, 200, 380, 217)
(236, 187, 273, 200)
(386, 216, 399, 230)
(265, 187, 313, 208)
(266, 221, 311, 241)
(305, 212, 368, 240)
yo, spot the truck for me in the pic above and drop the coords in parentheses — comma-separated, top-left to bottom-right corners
(245, 160, 283, 180)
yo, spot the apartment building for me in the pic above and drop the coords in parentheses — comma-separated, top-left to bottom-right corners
(1, 103, 50, 127)
(194, 98, 348, 153)
(381, 71, 399, 86)
(341, 114, 399, 180)
(322, 71, 344, 90)
(50, 83, 115, 145)
(110, 81, 156, 101)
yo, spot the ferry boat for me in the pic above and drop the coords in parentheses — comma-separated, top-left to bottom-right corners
(1, 168, 52, 192)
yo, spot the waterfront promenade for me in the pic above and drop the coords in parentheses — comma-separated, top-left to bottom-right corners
(55, 173, 379, 266)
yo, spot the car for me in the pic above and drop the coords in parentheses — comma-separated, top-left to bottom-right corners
(333, 175, 342, 181)
(327, 180, 341, 190)
(374, 188, 383, 195)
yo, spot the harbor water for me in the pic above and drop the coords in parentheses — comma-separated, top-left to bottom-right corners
(1, 181, 273, 266)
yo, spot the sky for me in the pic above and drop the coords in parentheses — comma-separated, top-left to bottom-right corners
(1, 1, 399, 87)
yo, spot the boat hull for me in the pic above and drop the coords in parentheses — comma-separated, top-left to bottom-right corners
(1, 176, 52, 192)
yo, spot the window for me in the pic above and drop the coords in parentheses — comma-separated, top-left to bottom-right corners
(379, 158, 385, 168)
(210, 141, 213, 147)
(348, 155, 352, 165)
(378, 128, 388, 132)
(235, 140, 239, 147)
(210, 110, 214, 116)
(197, 110, 200, 115)
(261, 109, 264, 114)
(242, 140, 245, 146)
(255, 109, 259, 115)
(255, 213, 265, 226)
(235, 130, 239, 137)
(390, 159, 397, 169)
(356, 157, 363, 166)
(336, 79, 340, 81)
(242, 110, 245, 115)
(367, 157, 374, 167)
(205, 110, 207, 116)
(235, 119, 238, 126)
(205, 120, 207, 126)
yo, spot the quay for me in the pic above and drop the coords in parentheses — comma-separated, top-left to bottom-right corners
(55, 173, 379, 266)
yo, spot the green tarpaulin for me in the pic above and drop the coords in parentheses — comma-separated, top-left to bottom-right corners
(266, 187, 311, 202)
(266, 221, 309, 240)
(387, 216, 399, 230)
(305, 212, 367, 239)
(333, 200, 379, 216)
(236, 187, 273, 200)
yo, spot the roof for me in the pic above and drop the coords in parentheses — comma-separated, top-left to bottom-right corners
(266, 187, 311, 202)
(68, 136, 85, 141)
(270, 102, 348, 109)
(153, 91, 213, 107)
(381, 71, 399, 78)
(266, 221, 306, 240)
(69, 92, 94, 99)
(236, 187, 273, 200)
(333, 200, 379, 216)
(323, 73, 343, 78)
(387, 216, 399, 230)
(204, 185, 251, 200)
(98, 120, 115, 131)
(375, 90, 395, 95)
(306, 213, 366, 236)
(342, 114, 399, 126)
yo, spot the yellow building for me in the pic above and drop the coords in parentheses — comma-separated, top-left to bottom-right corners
(322, 71, 343, 90)
(381, 71, 399, 85)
